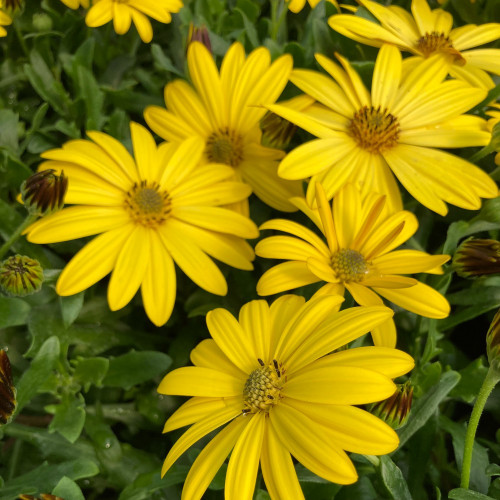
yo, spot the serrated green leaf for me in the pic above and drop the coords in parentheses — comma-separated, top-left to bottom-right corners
(72, 356, 109, 390)
(398, 370, 460, 447)
(15, 336, 60, 415)
(103, 350, 172, 390)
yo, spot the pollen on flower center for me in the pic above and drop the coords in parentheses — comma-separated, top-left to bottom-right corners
(124, 180, 171, 228)
(331, 248, 369, 282)
(242, 359, 285, 415)
(206, 128, 244, 167)
(348, 106, 400, 154)
(416, 32, 465, 64)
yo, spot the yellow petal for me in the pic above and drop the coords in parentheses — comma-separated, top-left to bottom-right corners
(112, 2, 132, 34)
(374, 281, 450, 319)
(256, 261, 320, 296)
(270, 404, 357, 484)
(158, 366, 244, 397)
(206, 308, 259, 374)
(333, 183, 362, 248)
(130, 9, 153, 43)
(239, 300, 272, 364)
(307, 256, 339, 283)
(56, 224, 134, 296)
(372, 250, 450, 274)
(162, 397, 227, 432)
(190, 339, 246, 379)
(362, 275, 418, 288)
(226, 413, 266, 500)
(345, 282, 383, 306)
(85, 0, 113, 27)
(451, 24, 500, 51)
(371, 318, 397, 348)
(144, 106, 193, 142)
(130, 122, 157, 180)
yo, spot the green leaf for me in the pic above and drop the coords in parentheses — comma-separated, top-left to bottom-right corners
(0, 109, 19, 153)
(0, 296, 31, 328)
(15, 336, 60, 415)
(234, 8, 259, 47)
(440, 416, 490, 494)
(151, 44, 184, 77)
(378, 455, 412, 500)
(72, 356, 109, 391)
(0, 459, 98, 500)
(451, 359, 489, 404)
(103, 350, 172, 390)
(486, 464, 500, 477)
(398, 370, 460, 447)
(59, 291, 85, 327)
(76, 65, 105, 130)
(52, 476, 85, 500)
(449, 488, 496, 499)
(48, 393, 86, 443)
(119, 467, 188, 500)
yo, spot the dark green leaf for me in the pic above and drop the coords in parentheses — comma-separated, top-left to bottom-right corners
(0, 296, 31, 328)
(51, 476, 85, 500)
(72, 356, 109, 390)
(449, 488, 496, 500)
(48, 393, 86, 443)
(378, 455, 412, 500)
(59, 291, 84, 327)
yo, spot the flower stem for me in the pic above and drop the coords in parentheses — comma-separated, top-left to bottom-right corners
(460, 367, 500, 489)
(0, 214, 38, 261)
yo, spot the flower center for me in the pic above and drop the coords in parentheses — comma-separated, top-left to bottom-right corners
(206, 129, 244, 167)
(348, 106, 400, 154)
(416, 32, 465, 64)
(242, 359, 285, 415)
(331, 249, 368, 282)
(124, 181, 171, 228)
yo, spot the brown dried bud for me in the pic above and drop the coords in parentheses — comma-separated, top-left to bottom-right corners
(0, 349, 16, 425)
(453, 238, 500, 278)
(18, 495, 64, 500)
(21, 169, 68, 216)
(487, 308, 500, 374)
(368, 381, 413, 430)
(0, 255, 43, 297)
(187, 24, 211, 53)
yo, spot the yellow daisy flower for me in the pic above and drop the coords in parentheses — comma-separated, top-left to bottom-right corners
(0, 1, 12, 37)
(144, 42, 303, 215)
(85, 0, 182, 43)
(329, 0, 500, 89)
(158, 295, 414, 499)
(24, 122, 258, 327)
(287, 0, 339, 14)
(256, 183, 450, 347)
(267, 44, 497, 216)
(59, 0, 88, 8)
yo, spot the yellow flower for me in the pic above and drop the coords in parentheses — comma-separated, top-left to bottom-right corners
(144, 42, 303, 215)
(59, 0, 88, 8)
(85, 0, 182, 43)
(287, 0, 339, 14)
(256, 183, 450, 347)
(158, 295, 414, 499)
(24, 123, 258, 326)
(267, 44, 497, 216)
(329, 0, 500, 89)
(0, 1, 12, 37)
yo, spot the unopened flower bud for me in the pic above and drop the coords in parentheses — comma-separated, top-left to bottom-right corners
(453, 238, 500, 278)
(187, 24, 211, 53)
(0, 349, 16, 425)
(261, 111, 297, 150)
(0, 255, 43, 296)
(368, 381, 413, 430)
(487, 309, 500, 374)
(21, 169, 68, 216)
(18, 495, 63, 500)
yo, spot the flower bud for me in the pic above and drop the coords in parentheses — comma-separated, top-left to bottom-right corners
(0, 349, 16, 425)
(18, 495, 63, 500)
(21, 169, 68, 216)
(0, 255, 43, 296)
(487, 308, 500, 374)
(187, 24, 211, 53)
(453, 238, 500, 278)
(368, 381, 413, 430)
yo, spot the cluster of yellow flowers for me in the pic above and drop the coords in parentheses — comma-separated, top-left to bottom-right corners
(19, 0, 500, 498)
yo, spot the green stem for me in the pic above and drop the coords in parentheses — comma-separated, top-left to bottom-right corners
(0, 214, 38, 261)
(270, 0, 287, 42)
(13, 20, 29, 58)
(7, 438, 22, 480)
(468, 145, 495, 164)
(460, 367, 500, 489)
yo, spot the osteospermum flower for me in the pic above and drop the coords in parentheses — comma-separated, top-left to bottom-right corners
(85, 0, 182, 43)
(329, 0, 500, 89)
(24, 123, 258, 326)
(59, 0, 88, 8)
(267, 44, 497, 215)
(256, 183, 450, 347)
(144, 42, 303, 215)
(158, 295, 414, 499)
(0, 1, 12, 37)
(287, 0, 339, 14)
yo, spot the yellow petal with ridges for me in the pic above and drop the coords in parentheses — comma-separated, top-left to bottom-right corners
(257, 261, 320, 296)
(333, 183, 362, 249)
(206, 308, 259, 374)
(112, 2, 132, 34)
(85, 0, 113, 27)
(362, 275, 418, 288)
(284, 398, 399, 455)
(107, 225, 150, 311)
(130, 122, 157, 180)
(239, 301, 271, 364)
(451, 24, 500, 51)
(285, 306, 394, 373)
(158, 366, 244, 397)
(220, 42, 245, 98)
(307, 256, 339, 283)
(374, 281, 450, 319)
(335, 52, 372, 108)
(345, 282, 383, 306)
(144, 106, 193, 143)
(161, 398, 242, 476)
(226, 413, 266, 500)
(463, 49, 500, 77)
(270, 404, 357, 485)
(141, 231, 176, 327)
(372, 250, 449, 274)
(261, 423, 305, 500)
(180, 417, 249, 499)
(256, 236, 325, 262)
(56, 224, 134, 296)
(190, 339, 246, 379)
(130, 9, 153, 42)
(372, 318, 397, 348)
